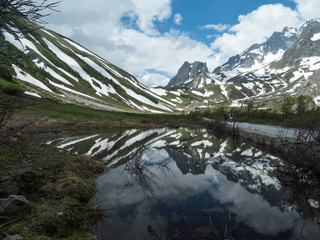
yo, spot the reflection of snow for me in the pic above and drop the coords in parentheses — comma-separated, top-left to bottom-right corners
(94, 161, 310, 239)
(212, 140, 228, 158)
(85, 137, 116, 156)
(308, 199, 320, 209)
(191, 140, 213, 147)
(50, 128, 318, 238)
(208, 169, 299, 235)
(57, 134, 99, 149)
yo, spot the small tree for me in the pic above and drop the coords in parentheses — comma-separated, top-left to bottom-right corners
(0, 0, 60, 125)
(281, 96, 295, 115)
(296, 95, 312, 115)
(0, 95, 15, 130)
(0, 0, 60, 30)
(244, 99, 254, 115)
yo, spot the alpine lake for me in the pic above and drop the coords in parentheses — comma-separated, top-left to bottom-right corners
(46, 127, 320, 240)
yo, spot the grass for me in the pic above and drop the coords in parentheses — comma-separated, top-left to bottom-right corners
(0, 133, 106, 239)
(0, 93, 195, 131)
(0, 93, 202, 239)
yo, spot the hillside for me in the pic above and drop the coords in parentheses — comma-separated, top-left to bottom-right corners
(2, 17, 320, 113)
(0, 17, 176, 113)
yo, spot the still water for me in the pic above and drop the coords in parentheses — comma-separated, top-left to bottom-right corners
(48, 128, 320, 240)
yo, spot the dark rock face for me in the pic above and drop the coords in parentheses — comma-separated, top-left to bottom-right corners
(165, 61, 208, 89)
(0, 195, 30, 215)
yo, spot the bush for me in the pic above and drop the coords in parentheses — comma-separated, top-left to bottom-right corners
(281, 96, 295, 115)
(0, 77, 24, 94)
(0, 63, 13, 82)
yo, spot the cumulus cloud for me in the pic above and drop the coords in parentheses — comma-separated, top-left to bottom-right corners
(45, 0, 216, 86)
(140, 72, 170, 87)
(128, 0, 172, 35)
(174, 13, 183, 25)
(210, 4, 301, 63)
(106, 28, 215, 76)
(200, 24, 230, 32)
(294, 0, 320, 20)
(44, 0, 320, 87)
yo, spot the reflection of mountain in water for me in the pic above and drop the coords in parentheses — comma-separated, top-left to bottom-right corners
(48, 128, 283, 193)
(47, 127, 319, 220)
(164, 146, 207, 175)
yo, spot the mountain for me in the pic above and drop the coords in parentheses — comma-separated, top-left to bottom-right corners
(213, 26, 299, 74)
(165, 61, 208, 89)
(0, 17, 176, 113)
(274, 19, 320, 68)
(163, 19, 320, 108)
(3, 17, 320, 113)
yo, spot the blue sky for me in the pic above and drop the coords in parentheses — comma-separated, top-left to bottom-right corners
(170, 0, 296, 44)
(45, 0, 320, 87)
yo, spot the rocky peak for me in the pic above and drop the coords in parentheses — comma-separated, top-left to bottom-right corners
(264, 27, 299, 53)
(165, 61, 208, 89)
(275, 20, 320, 68)
(213, 26, 299, 73)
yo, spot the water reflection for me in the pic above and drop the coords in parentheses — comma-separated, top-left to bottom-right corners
(48, 128, 320, 240)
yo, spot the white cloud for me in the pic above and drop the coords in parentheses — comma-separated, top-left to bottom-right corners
(45, 0, 216, 87)
(174, 13, 183, 25)
(294, 0, 320, 20)
(139, 72, 170, 87)
(43, 1, 320, 87)
(128, 0, 172, 35)
(210, 4, 301, 64)
(201, 24, 230, 32)
(105, 28, 215, 76)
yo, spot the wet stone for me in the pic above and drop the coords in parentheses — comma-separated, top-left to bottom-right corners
(0, 195, 30, 215)
(0, 176, 11, 182)
(3, 234, 23, 240)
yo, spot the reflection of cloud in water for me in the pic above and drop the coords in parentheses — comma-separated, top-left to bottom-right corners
(51, 128, 319, 238)
(96, 200, 168, 240)
(94, 154, 217, 208)
(208, 170, 299, 235)
(92, 144, 319, 239)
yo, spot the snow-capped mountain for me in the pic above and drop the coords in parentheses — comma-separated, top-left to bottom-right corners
(163, 19, 320, 107)
(274, 19, 320, 68)
(0, 17, 176, 113)
(213, 27, 299, 74)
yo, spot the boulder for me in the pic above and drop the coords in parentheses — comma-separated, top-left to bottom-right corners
(0, 195, 30, 215)
(3, 234, 23, 240)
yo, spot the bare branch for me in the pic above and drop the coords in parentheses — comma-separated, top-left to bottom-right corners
(0, 0, 60, 30)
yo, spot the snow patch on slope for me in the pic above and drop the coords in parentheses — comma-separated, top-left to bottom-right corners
(13, 65, 54, 93)
(311, 33, 320, 41)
